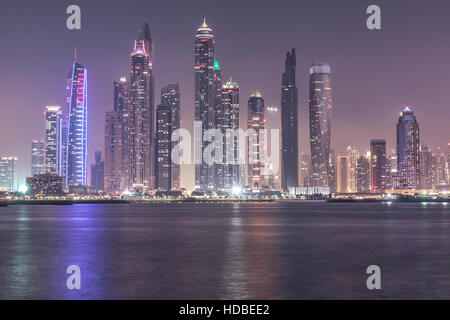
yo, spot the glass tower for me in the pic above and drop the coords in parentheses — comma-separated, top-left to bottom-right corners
(129, 23, 154, 191)
(44, 106, 61, 175)
(281, 49, 299, 191)
(396, 106, 420, 189)
(309, 63, 333, 188)
(66, 61, 88, 186)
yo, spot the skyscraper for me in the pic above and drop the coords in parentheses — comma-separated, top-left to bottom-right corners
(104, 78, 129, 193)
(396, 106, 420, 189)
(281, 49, 298, 191)
(356, 153, 370, 193)
(155, 105, 173, 191)
(419, 144, 433, 189)
(129, 23, 154, 191)
(44, 106, 61, 175)
(194, 19, 216, 191)
(336, 152, 351, 193)
(309, 63, 333, 188)
(247, 91, 265, 189)
(370, 139, 387, 192)
(221, 78, 240, 190)
(90, 150, 104, 192)
(66, 61, 88, 187)
(299, 153, 311, 187)
(31, 140, 45, 176)
(346, 146, 360, 193)
(105, 110, 124, 193)
(161, 84, 181, 190)
(0, 157, 18, 192)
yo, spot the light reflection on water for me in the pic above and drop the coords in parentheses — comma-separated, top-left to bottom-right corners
(0, 202, 449, 299)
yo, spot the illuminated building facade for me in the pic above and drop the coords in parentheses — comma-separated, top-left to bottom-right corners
(129, 23, 154, 191)
(396, 106, 420, 189)
(66, 61, 88, 187)
(155, 105, 173, 191)
(31, 140, 45, 176)
(194, 19, 216, 191)
(281, 48, 298, 191)
(336, 152, 351, 193)
(356, 153, 370, 193)
(105, 78, 129, 193)
(221, 78, 240, 190)
(309, 63, 332, 188)
(26, 174, 64, 197)
(44, 106, 61, 175)
(161, 84, 181, 190)
(247, 91, 265, 189)
(370, 139, 387, 192)
(0, 157, 18, 192)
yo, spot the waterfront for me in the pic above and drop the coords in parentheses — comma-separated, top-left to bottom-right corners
(0, 202, 450, 299)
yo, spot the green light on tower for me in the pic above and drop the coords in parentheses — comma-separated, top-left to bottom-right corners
(214, 59, 220, 71)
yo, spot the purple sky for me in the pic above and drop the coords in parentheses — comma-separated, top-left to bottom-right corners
(0, 0, 449, 188)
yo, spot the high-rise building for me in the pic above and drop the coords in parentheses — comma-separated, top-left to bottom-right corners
(247, 91, 265, 189)
(129, 23, 154, 192)
(212, 59, 224, 190)
(356, 153, 371, 193)
(44, 106, 61, 175)
(105, 111, 124, 193)
(436, 147, 449, 188)
(419, 144, 433, 190)
(346, 146, 360, 193)
(155, 105, 173, 191)
(370, 139, 387, 192)
(161, 84, 181, 190)
(281, 49, 298, 191)
(396, 106, 420, 189)
(336, 152, 351, 193)
(309, 63, 333, 188)
(221, 78, 240, 190)
(31, 140, 45, 176)
(0, 157, 18, 192)
(194, 19, 217, 191)
(104, 78, 129, 193)
(299, 153, 311, 187)
(66, 61, 88, 187)
(328, 149, 337, 193)
(90, 151, 104, 192)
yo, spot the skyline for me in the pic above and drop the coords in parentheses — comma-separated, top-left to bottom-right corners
(1, 0, 449, 189)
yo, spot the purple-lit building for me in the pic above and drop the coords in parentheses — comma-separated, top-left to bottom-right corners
(396, 106, 420, 189)
(66, 61, 88, 187)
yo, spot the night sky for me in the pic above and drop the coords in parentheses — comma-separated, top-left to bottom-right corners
(0, 0, 449, 189)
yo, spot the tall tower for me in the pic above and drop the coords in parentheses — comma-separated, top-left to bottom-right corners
(309, 63, 332, 188)
(44, 106, 62, 175)
(129, 23, 155, 192)
(0, 157, 18, 192)
(31, 140, 45, 176)
(66, 60, 88, 187)
(419, 144, 433, 189)
(155, 105, 173, 191)
(370, 139, 387, 192)
(281, 49, 299, 191)
(396, 106, 420, 189)
(247, 91, 265, 189)
(194, 18, 216, 191)
(221, 78, 240, 190)
(161, 84, 181, 190)
(90, 150, 104, 192)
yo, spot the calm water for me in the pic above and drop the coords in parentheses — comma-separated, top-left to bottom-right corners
(0, 201, 449, 299)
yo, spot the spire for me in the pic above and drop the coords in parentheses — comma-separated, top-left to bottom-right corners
(202, 17, 208, 28)
(139, 22, 152, 42)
